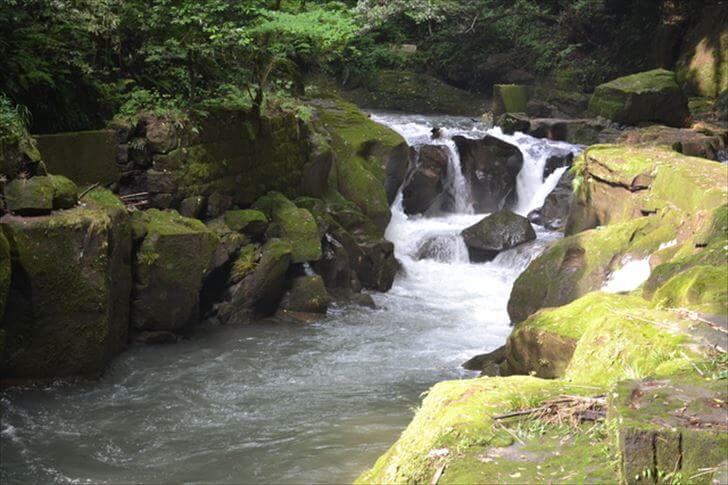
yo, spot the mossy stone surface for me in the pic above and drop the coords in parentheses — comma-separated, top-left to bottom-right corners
(493, 84, 530, 115)
(48, 174, 78, 210)
(253, 192, 321, 263)
(282, 275, 331, 314)
(130, 209, 218, 331)
(223, 209, 268, 238)
(588, 69, 690, 127)
(4, 176, 54, 215)
(0, 205, 132, 379)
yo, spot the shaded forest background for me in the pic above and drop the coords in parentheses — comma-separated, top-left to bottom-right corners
(0, 0, 716, 133)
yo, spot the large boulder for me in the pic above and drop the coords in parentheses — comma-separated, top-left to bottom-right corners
(452, 135, 523, 213)
(130, 209, 218, 331)
(216, 238, 292, 323)
(2, 173, 75, 215)
(461, 210, 536, 262)
(252, 192, 321, 263)
(588, 69, 690, 127)
(401, 144, 448, 215)
(281, 275, 332, 314)
(223, 209, 268, 239)
(0, 196, 132, 379)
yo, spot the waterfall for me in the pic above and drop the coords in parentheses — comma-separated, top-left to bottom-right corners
(439, 135, 473, 214)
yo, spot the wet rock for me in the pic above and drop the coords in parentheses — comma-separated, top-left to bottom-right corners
(461, 209, 536, 262)
(589, 69, 690, 127)
(0, 201, 132, 379)
(401, 144, 449, 215)
(543, 151, 574, 179)
(312, 234, 353, 289)
(496, 112, 531, 135)
(328, 287, 377, 309)
(414, 235, 463, 262)
(216, 238, 292, 324)
(453, 135, 523, 213)
(130, 209, 218, 331)
(281, 275, 332, 314)
(462, 346, 506, 374)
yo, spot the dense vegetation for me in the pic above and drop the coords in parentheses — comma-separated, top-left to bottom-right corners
(0, 0, 714, 133)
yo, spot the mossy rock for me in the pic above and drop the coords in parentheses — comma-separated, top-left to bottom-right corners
(588, 69, 690, 127)
(80, 186, 125, 208)
(311, 96, 407, 231)
(611, 376, 728, 484)
(492, 84, 530, 115)
(356, 376, 597, 484)
(130, 209, 218, 331)
(508, 215, 672, 323)
(567, 145, 728, 235)
(0, 204, 132, 379)
(4, 176, 54, 215)
(616, 125, 725, 161)
(216, 238, 292, 323)
(223, 209, 268, 239)
(341, 70, 486, 116)
(282, 275, 332, 314)
(0, 230, 9, 322)
(48, 174, 78, 210)
(252, 192, 321, 263)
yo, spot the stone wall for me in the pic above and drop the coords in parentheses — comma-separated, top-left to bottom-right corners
(35, 130, 120, 185)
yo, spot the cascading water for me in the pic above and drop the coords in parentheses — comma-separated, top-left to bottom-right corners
(0, 113, 580, 484)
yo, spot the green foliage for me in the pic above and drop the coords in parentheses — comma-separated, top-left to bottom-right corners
(0, 94, 31, 142)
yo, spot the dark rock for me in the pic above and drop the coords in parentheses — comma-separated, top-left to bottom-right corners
(328, 287, 377, 309)
(616, 125, 726, 161)
(312, 234, 353, 289)
(130, 209, 218, 331)
(453, 135, 523, 213)
(4, 177, 54, 215)
(204, 192, 233, 220)
(528, 118, 607, 145)
(128, 137, 152, 168)
(301, 132, 335, 199)
(539, 173, 573, 230)
(496, 113, 531, 135)
(145, 116, 180, 154)
(462, 346, 506, 375)
(132, 331, 178, 345)
(282, 275, 332, 314)
(179, 195, 207, 219)
(525, 99, 566, 119)
(543, 151, 574, 180)
(216, 238, 292, 324)
(0, 202, 132, 379)
(461, 209, 536, 262)
(401, 144, 449, 215)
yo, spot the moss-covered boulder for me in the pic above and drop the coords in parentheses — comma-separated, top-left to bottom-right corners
(675, 5, 728, 98)
(252, 192, 321, 263)
(588, 69, 690, 127)
(566, 145, 727, 235)
(223, 209, 268, 239)
(281, 275, 332, 314)
(311, 96, 409, 231)
(130, 209, 218, 331)
(341, 70, 487, 116)
(492, 84, 530, 115)
(508, 214, 673, 323)
(4, 176, 53, 215)
(0, 200, 132, 379)
(461, 210, 536, 262)
(216, 238, 292, 323)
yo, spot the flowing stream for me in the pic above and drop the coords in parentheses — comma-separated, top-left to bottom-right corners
(0, 114, 578, 484)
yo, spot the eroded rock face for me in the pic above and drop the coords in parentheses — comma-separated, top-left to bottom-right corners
(130, 209, 218, 331)
(453, 135, 523, 212)
(617, 125, 727, 161)
(588, 69, 690, 127)
(401, 144, 448, 215)
(0, 199, 132, 379)
(461, 210, 535, 262)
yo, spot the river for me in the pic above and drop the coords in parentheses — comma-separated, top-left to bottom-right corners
(0, 113, 579, 484)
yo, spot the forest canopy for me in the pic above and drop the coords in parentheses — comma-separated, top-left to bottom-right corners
(0, 0, 710, 133)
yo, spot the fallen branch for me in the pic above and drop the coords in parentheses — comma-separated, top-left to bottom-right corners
(494, 395, 607, 427)
(78, 182, 101, 200)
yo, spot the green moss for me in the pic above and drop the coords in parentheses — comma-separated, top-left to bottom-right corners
(48, 174, 78, 209)
(223, 209, 268, 236)
(652, 266, 728, 315)
(4, 176, 54, 214)
(230, 244, 259, 284)
(80, 187, 125, 209)
(493, 84, 530, 114)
